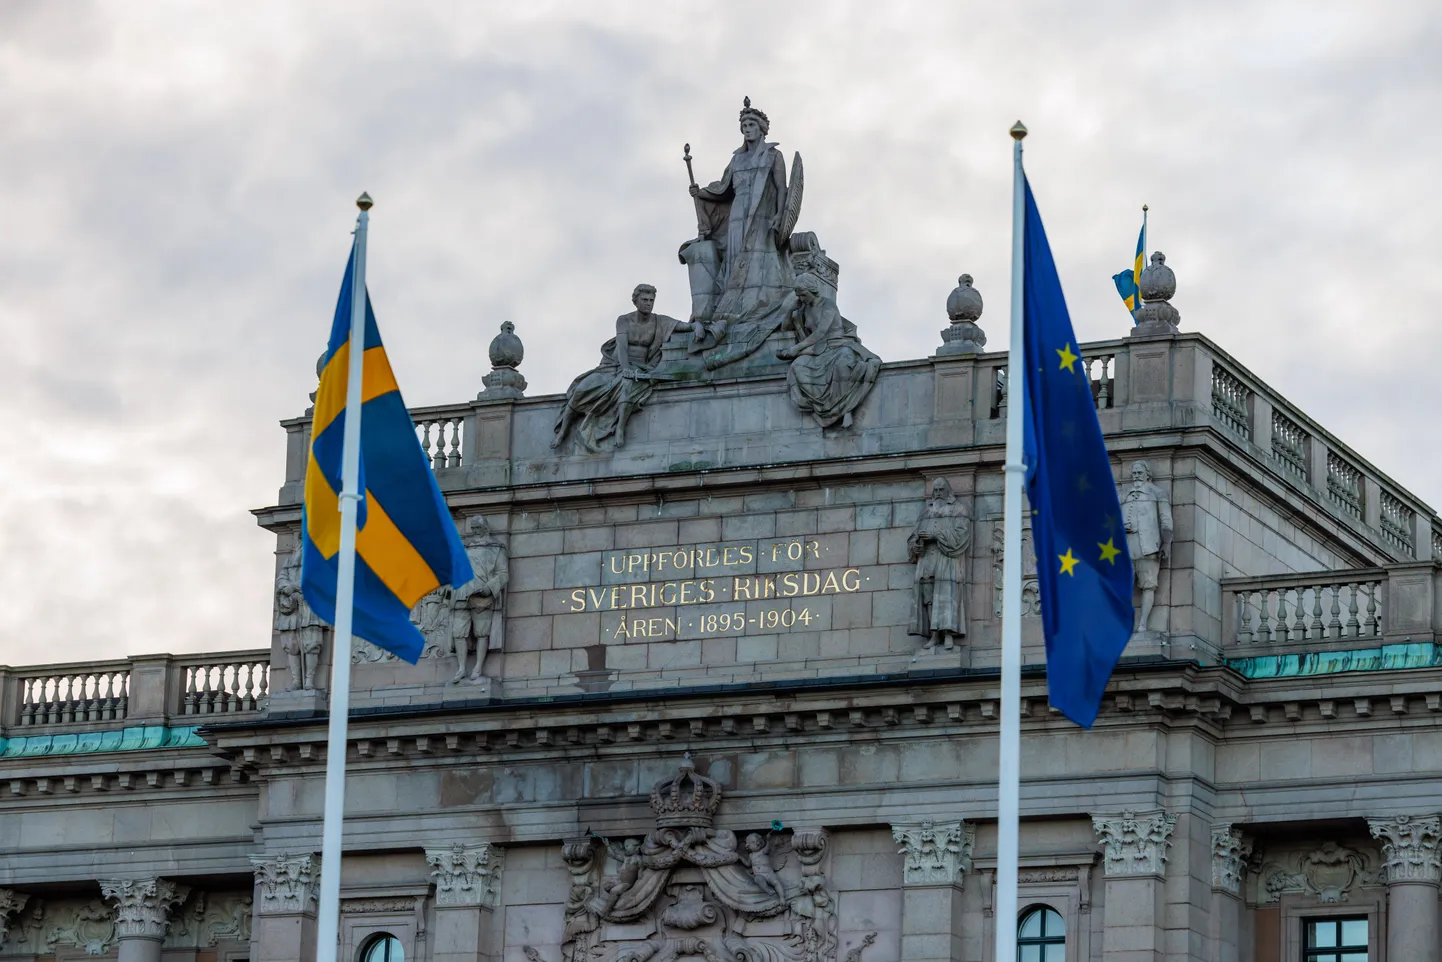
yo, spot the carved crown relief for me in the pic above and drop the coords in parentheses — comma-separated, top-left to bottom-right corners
(1260, 842, 1380, 904)
(559, 754, 867, 962)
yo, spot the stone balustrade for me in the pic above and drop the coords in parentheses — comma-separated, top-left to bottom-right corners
(0, 650, 270, 734)
(413, 402, 472, 471)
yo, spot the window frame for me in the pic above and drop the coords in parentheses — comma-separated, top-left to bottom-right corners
(1017, 904, 1066, 961)
(1302, 915, 1369, 962)
(359, 932, 405, 962)
(1278, 893, 1383, 962)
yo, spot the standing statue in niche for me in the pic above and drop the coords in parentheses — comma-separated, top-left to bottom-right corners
(907, 478, 971, 652)
(449, 515, 509, 682)
(777, 273, 880, 428)
(1120, 460, 1173, 633)
(680, 97, 803, 369)
(275, 546, 326, 690)
(552, 284, 693, 452)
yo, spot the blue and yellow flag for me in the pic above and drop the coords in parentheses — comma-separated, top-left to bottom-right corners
(301, 241, 473, 664)
(1110, 215, 1146, 319)
(1022, 177, 1136, 727)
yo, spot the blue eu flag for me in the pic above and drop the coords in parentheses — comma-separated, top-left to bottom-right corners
(1021, 177, 1136, 727)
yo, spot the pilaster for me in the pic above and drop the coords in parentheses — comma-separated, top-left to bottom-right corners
(98, 877, 189, 962)
(426, 842, 506, 962)
(1209, 824, 1253, 962)
(891, 819, 972, 962)
(249, 853, 321, 962)
(1092, 811, 1177, 962)
(1368, 814, 1441, 962)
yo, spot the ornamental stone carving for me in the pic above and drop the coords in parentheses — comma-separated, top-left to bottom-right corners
(1129, 252, 1180, 337)
(1261, 842, 1372, 903)
(1211, 824, 1254, 895)
(275, 546, 327, 691)
(448, 515, 509, 683)
(479, 321, 527, 399)
(891, 819, 975, 886)
(938, 274, 987, 355)
(249, 853, 321, 915)
(44, 899, 116, 956)
(907, 478, 972, 653)
(426, 842, 507, 908)
(1092, 810, 1178, 877)
(99, 878, 190, 941)
(163, 892, 253, 949)
(1368, 815, 1442, 884)
(0, 889, 29, 948)
(1119, 460, 1173, 634)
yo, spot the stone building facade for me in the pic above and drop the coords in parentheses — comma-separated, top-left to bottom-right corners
(3, 109, 1442, 962)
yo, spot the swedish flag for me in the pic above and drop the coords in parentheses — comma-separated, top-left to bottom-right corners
(301, 240, 473, 663)
(1022, 177, 1136, 726)
(1110, 212, 1147, 319)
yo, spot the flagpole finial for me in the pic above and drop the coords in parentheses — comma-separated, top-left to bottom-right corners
(356, 192, 374, 211)
(1010, 121, 1027, 140)
(1142, 204, 1149, 212)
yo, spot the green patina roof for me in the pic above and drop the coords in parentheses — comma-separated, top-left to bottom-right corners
(1225, 641, 1442, 679)
(0, 724, 207, 758)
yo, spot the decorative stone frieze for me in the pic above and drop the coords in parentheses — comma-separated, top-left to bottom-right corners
(163, 892, 253, 949)
(426, 843, 507, 908)
(1017, 868, 1078, 884)
(1261, 842, 1372, 903)
(1369, 815, 1442, 884)
(45, 899, 117, 955)
(891, 818, 975, 886)
(1211, 824, 1253, 895)
(98, 878, 190, 941)
(249, 853, 321, 915)
(1092, 810, 1178, 877)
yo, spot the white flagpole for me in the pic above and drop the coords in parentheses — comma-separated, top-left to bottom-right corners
(315, 191, 373, 962)
(995, 122, 1027, 962)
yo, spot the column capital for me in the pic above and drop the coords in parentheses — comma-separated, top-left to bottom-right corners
(98, 877, 189, 941)
(249, 852, 321, 915)
(1368, 814, 1442, 885)
(890, 818, 975, 887)
(1211, 824, 1254, 895)
(0, 888, 31, 947)
(1092, 810, 1178, 877)
(426, 842, 506, 908)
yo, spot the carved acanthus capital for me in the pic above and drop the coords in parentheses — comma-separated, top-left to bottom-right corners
(249, 853, 321, 915)
(891, 819, 975, 886)
(98, 878, 190, 940)
(426, 842, 507, 908)
(1368, 814, 1442, 885)
(1092, 810, 1178, 877)
(0, 888, 30, 945)
(1211, 824, 1254, 895)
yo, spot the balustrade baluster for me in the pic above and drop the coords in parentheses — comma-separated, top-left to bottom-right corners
(1256, 590, 1272, 643)
(1310, 587, 1324, 640)
(1365, 582, 1380, 637)
(448, 419, 463, 468)
(1237, 591, 1254, 643)
(20, 679, 36, 726)
(58, 676, 73, 724)
(1275, 590, 1290, 642)
(1328, 585, 1343, 639)
(185, 666, 199, 715)
(1345, 583, 1361, 637)
(1097, 359, 1112, 408)
(226, 665, 241, 712)
(1292, 588, 1307, 638)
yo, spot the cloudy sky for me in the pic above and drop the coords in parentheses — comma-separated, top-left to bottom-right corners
(2, 1, 1439, 667)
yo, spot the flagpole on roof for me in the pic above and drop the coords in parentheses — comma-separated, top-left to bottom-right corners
(314, 191, 372, 962)
(994, 121, 1027, 962)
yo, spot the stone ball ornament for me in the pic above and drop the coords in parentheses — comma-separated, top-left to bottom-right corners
(489, 321, 524, 370)
(946, 274, 984, 322)
(1139, 252, 1176, 302)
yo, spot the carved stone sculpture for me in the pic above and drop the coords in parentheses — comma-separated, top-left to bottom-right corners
(552, 284, 692, 452)
(479, 321, 527, 399)
(1262, 842, 1373, 903)
(44, 899, 116, 956)
(681, 97, 802, 369)
(907, 478, 971, 651)
(937, 275, 987, 355)
(163, 892, 253, 949)
(0, 889, 29, 948)
(1211, 824, 1254, 895)
(274, 546, 326, 691)
(891, 819, 975, 886)
(560, 754, 843, 962)
(1129, 252, 1180, 337)
(1092, 810, 1178, 877)
(99, 878, 190, 941)
(1368, 814, 1442, 884)
(426, 842, 507, 907)
(1119, 460, 1173, 633)
(777, 272, 880, 429)
(448, 515, 509, 683)
(249, 853, 320, 915)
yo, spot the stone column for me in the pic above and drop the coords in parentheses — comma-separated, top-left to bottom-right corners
(1210, 824, 1253, 962)
(426, 842, 507, 962)
(891, 819, 974, 962)
(1368, 814, 1441, 962)
(98, 878, 189, 962)
(249, 853, 321, 962)
(1092, 810, 1177, 962)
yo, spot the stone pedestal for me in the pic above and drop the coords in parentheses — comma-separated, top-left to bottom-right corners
(1369, 815, 1441, 962)
(1210, 824, 1253, 962)
(891, 819, 973, 962)
(1092, 811, 1177, 962)
(426, 842, 506, 962)
(249, 853, 321, 962)
(99, 878, 188, 962)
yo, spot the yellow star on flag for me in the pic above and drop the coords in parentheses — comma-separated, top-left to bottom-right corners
(1058, 547, 1079, 576)
(1056, 342, 1079, 372)
(1098, 538, 1121, 565)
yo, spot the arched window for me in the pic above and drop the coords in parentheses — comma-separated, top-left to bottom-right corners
(359, 933, 404, 962)
(1018, 905, 1065, 962)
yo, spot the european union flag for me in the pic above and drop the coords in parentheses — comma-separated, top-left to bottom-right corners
(1110, 218, 1146, 318)
(301, 241, 473, 663)
(1021, 178, 1136, 726)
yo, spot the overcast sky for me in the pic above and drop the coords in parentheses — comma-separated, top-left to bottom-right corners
(2, 1, 1439, 668)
